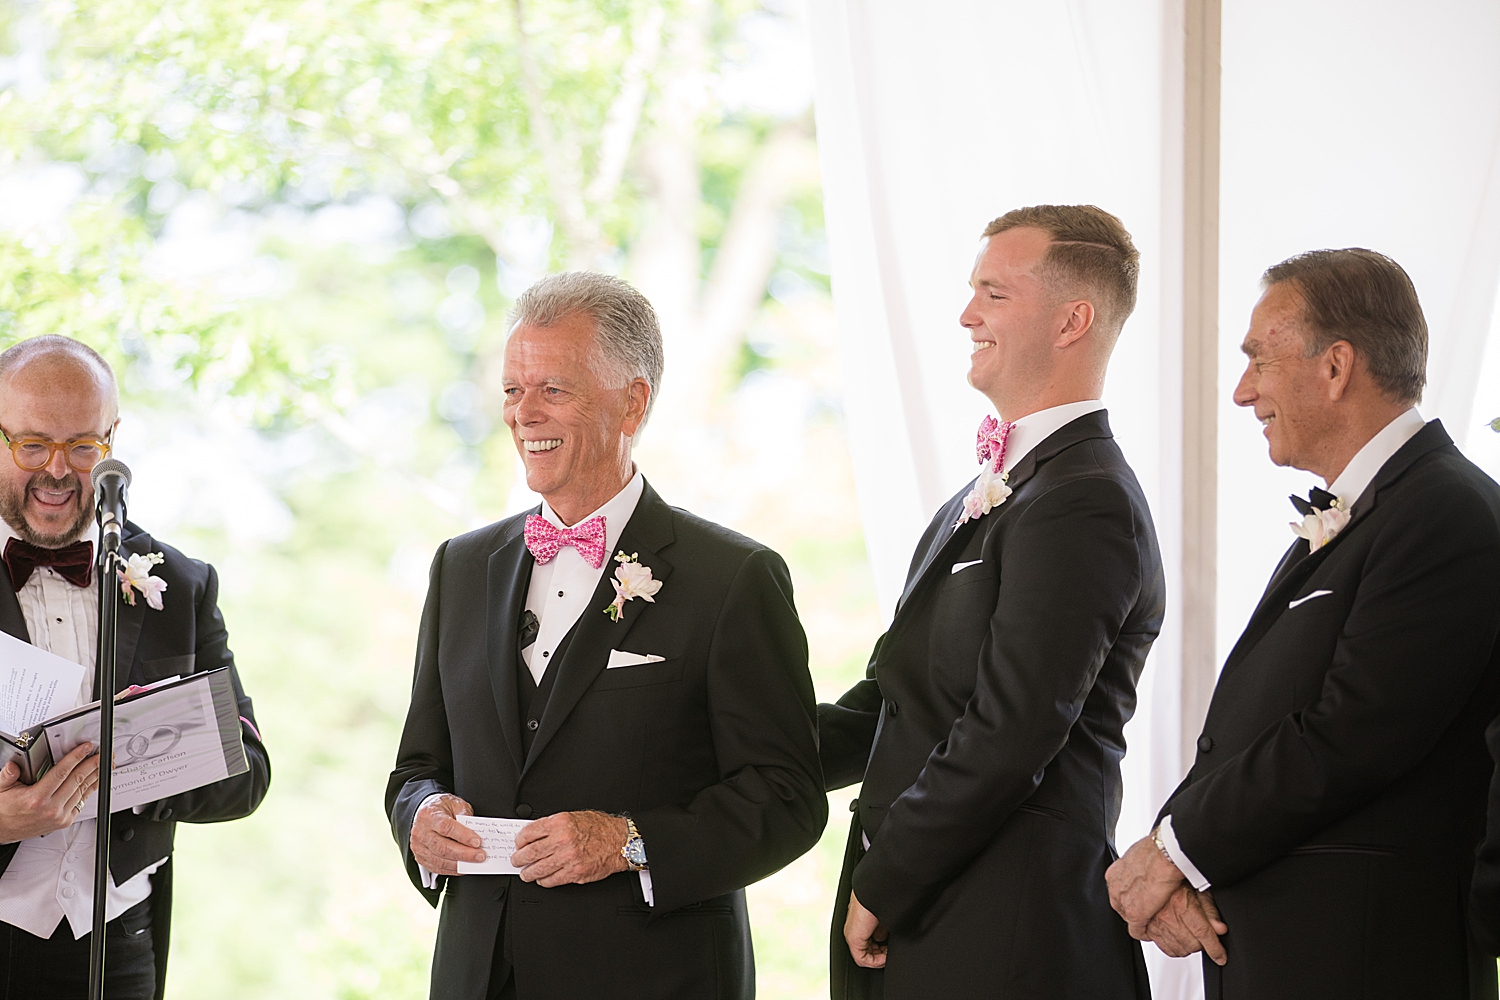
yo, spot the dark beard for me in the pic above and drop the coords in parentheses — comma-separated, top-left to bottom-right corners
(0, 471, 94, 548)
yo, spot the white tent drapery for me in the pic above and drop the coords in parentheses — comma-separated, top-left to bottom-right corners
(807, 2, 1500, 996)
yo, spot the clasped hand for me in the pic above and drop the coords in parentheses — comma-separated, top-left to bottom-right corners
(410, 795, 628, 887)
(1105, 834, 1228, 965)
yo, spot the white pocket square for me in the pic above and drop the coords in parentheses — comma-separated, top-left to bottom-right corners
(951, 559, 984, 575)
(607, 649, 667, 669)
(1288, 589, 1333, 609)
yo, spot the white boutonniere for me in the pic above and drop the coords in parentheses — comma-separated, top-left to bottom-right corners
(605, 550, 662, 622)
(1290, 498, 1350, 551)
(956, 464, 1013, 527)
(119, 551, 168, 610)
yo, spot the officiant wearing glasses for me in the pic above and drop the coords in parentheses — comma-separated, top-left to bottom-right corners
(1107, 249, 1500, 998)
(386, 271, 825, 1000)
(0, 335, 270, 1000)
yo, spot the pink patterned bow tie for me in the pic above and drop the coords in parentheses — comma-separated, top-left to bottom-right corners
(524, 514, 607, 569)
(975, 415, 1015, 473)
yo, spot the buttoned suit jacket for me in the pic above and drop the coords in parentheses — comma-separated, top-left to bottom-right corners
(1159, 421, 1500, 1000)
(386, 480, 826, 1000)
(819, 411, 1164, 999)
(0, 521, 271, 999)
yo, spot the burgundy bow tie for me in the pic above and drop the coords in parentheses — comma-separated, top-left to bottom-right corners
(3, 537, 94, 590)
(524, 515, 607, 570)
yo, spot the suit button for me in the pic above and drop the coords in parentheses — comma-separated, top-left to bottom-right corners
(526, 719, 539, 731)
(160, 808, 172, 820)
(1197, 735, 1214, 754)
(120, 828, 134, 842)
(849, 798, 859, 813)
(515, 804, 533, 818)
(887, 700, 899, 718)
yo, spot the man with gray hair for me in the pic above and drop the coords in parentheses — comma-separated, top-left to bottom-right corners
(387, 271, 826, 999)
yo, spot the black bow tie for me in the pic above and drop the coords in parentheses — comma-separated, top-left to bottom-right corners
(3, 537, 94, 590)
(1289, 487, 1338, 517)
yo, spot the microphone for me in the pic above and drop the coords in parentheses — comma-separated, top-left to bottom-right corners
(91, 459, 131, 554)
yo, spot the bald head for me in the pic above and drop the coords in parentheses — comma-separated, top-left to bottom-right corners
(0, 336, 119, 547)
(0, 336, 118, 421)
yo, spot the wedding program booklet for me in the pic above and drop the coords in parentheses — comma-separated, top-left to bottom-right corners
(0, 629, 250, 812)
(48, 667, 250, 818)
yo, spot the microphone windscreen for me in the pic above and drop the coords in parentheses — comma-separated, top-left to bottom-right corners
(90, 458, 132, 491)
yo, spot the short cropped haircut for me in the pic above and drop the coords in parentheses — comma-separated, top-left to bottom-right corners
(508, 272, 665, 420)
(0, 335, 118, 413)
(1263, 249, 1427, 405)
(983, 205, 1140, 336)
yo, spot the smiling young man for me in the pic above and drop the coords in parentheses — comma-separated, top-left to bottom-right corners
(818, 205, 1164, 999)
(386, 271, 825, 1000)
(1107, 249, 1500, 999)
(0, 335, 269, 1000)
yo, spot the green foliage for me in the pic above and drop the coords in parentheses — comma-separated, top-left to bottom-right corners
(0, 1, 854, 996)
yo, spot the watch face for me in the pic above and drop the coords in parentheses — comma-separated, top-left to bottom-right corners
(625, 838, 648, 866)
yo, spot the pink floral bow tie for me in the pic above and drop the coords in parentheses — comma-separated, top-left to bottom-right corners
(524, 514, 607, 569)
(975, 415, 1015, 473)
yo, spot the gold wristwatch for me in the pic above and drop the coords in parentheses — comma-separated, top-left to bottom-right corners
(621, 816, 648, 871)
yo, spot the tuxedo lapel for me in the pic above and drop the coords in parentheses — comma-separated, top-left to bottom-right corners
(1222, 420, 1454, 677)
(109, 529, 152, 692)
(485, 525, 532, 780)
(522, 484, 675, 776)
(0, 573, 28, 643)
(896, 492, 972, 612)
(895, 411, 1110, 616)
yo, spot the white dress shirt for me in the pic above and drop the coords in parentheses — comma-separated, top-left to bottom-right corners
(520, 470, 644, 683)
(1159, 407, 1428, 891)
(421, 469, 655, 902)
(0, 519, 163, 939)
(994, 400, 1107, 478)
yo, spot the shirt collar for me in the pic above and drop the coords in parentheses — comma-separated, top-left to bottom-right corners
(539, 468, 645, 560)
(998, 400, 1106, 476)
(1326, 407, 1426, 507)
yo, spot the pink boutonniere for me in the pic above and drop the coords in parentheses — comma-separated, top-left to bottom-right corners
(605, 551, 662, 622)
(119, 551, 168, 610)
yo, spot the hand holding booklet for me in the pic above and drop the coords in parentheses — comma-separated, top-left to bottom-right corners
(0, 629, 249, 815)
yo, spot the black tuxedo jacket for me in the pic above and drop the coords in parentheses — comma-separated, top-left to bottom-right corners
(386, 481, 825, 1000)
(1469, 715, 1500, 955)
(819, 411, 1164, 999)
(0, 521, 271, 998)
(1160, 421, 1500, 999)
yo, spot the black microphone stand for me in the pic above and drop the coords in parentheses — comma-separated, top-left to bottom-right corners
(88, 507, 124, 1000)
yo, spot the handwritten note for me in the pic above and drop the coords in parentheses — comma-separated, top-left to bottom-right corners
(455, 815, 532, 875)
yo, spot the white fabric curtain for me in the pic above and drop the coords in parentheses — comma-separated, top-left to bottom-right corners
(808, 2, 1500, 997)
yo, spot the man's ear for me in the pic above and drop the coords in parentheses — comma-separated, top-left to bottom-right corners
(1055, 300, 1095, 349)
(1324, 341, 1356, 401)
(621, 379, 651, 437)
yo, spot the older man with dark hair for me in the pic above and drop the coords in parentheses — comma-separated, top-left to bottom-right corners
(386, 271, 826, 1000)
(1108, 249, 1500, 999)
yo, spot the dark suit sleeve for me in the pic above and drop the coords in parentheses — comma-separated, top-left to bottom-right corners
(144, 563, 270, 825)
(633, 548, 827, 913)
(384, 542, 452, 904)
(853, 477, 1144, 930)
(818, 642, 883, 791)
(1470, 715, 1500, 955)
(1167, 482, 1500, 887)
